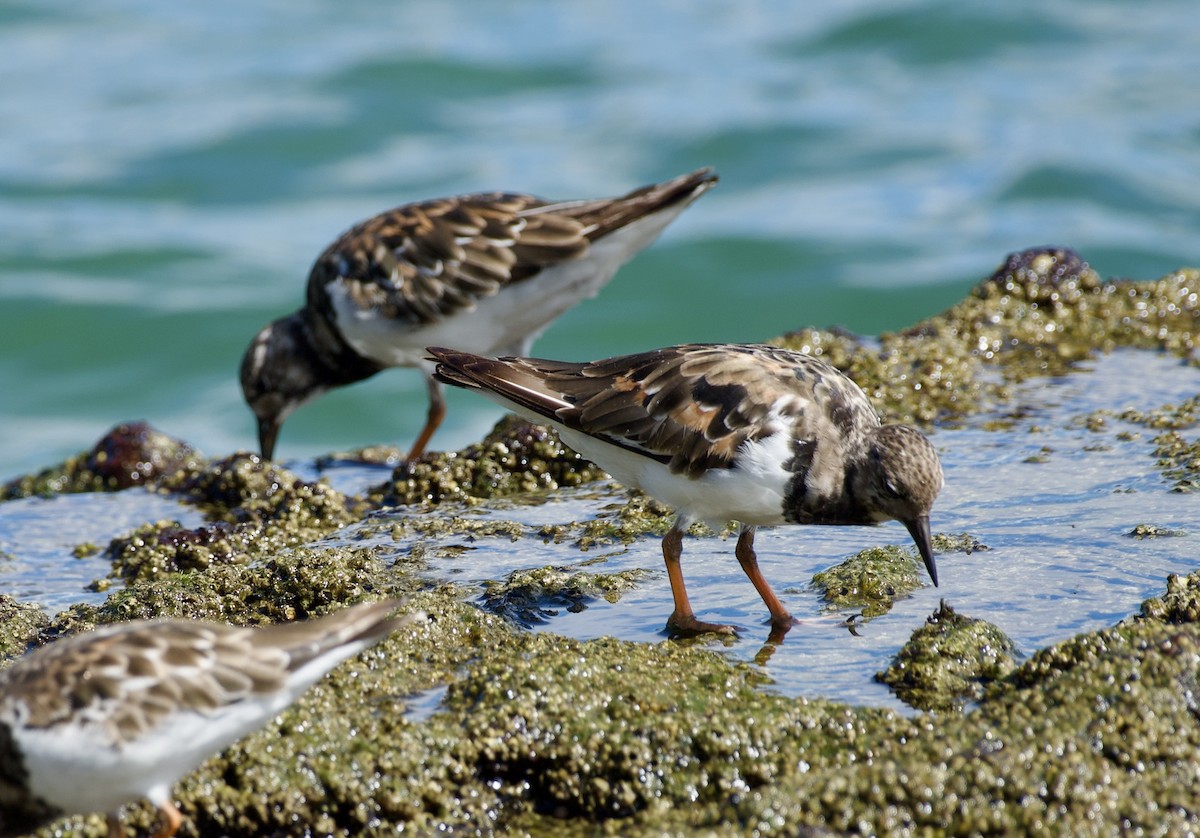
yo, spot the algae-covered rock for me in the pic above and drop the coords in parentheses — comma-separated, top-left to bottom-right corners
(1150, 431, 1200, 492)
(778, 247, 1200, 426)
(1, 421, 202, 500)
(41, 546, 399, 642)
(11, 249, 1200, 836)
(480, 563, 651, 627)
(1128, 523, 1187, 539)
(811, 544, 928, 617)
(371, 415, 608, 506)
(0, 595, 50, 662)
(103, 455, 357, 581)
(876, 599, 1018, 711)
(1138, 571, 1200, 624)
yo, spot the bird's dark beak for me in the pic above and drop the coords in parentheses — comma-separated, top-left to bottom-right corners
(904, 515, 938, 586)
(258, 416, 280, 462)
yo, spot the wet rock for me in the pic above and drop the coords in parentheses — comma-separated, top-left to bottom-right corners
(370, 415, 608, 506)
(0, 595, 49, 661)
(83, 421, 200, 490)
(480, 563, 650, 627)
(100, 456, 357, 582)
(13, 586, 1200, 835)
(1, 421, 202, 499)
(43, 546, 401, 641)
(811, 544, 928, 618)
(8, 251, 1200, 835)
(931, 531, 990, 554)
(778, 247, 1200, 426)
(106, 519, 251, 580)
(1128, 523, 1187, 539)
(1138, 571, 1200, 624)
(876, 600, 1018, 711)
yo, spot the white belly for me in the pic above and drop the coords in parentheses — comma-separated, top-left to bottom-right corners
(559, 427, 792, 528)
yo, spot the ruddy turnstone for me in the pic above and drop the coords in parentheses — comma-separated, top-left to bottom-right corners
(0, 600, 416, 838)
(429, 343, 944, 637)
(241, 168, 718, 462)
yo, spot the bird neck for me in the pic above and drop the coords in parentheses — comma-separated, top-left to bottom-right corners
(299, 308, 384, 387)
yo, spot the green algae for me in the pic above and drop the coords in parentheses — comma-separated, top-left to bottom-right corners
(1137, 570, 1200, 624)
(1128, 523, 1187, 539)
(808, 526, 989, 618)
(42, 545, 401, 643)
(0, 595, 49, 663)
(17, 584, 1200, 836)
(1, 422, 203, 500)
(480, 562, 651, 627)
(776, 248, 1200, 426)
(1150, 431, 1200, 492)
(1076, 391, 1200, 492)
(369, 415, 608, 506)
(140, 598, 1200, 835)
(811, 545, 926, 617)
(102, 455, 357, 582)
(6, 249, 1200, 835)
(876, 600, 1018, 711)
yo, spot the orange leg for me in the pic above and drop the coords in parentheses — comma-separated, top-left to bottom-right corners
(735, 526, 797, 635)
(662, 525, 737, 637)
(406, 375, 447, 462)
(151, 800, 183, 838)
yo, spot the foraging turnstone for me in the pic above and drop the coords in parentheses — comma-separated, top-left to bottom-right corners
(0, 600, 416, 838)
(241, 168, 718, 462)
(429, 343, 944, 637)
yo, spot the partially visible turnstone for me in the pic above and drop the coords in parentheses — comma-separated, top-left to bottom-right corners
(0, 600, 417, 838)
(429, 343, 943, 637)
(241, 168, 718, 462)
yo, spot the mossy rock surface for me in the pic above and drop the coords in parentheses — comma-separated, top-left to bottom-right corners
(5, 249, 1200, 835)
(876, 599, 1019, 711)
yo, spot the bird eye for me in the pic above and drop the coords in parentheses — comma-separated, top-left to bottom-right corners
(883, 479, 902, 499)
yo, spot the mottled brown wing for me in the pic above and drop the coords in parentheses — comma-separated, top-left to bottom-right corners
(432, 343, 869, 478)
(248, 598, 410, 671)
(307, 168, 716, 326)
(0, 621, 289, 744)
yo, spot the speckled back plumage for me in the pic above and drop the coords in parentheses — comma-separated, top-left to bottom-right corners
(430, 343, 944, 633)
(432, 342, 884, 486)
(0, 600, 412, 837)
(241, 169, 717, 461)
(0, 621, 287, 745)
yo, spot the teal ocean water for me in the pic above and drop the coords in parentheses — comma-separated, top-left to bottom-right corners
(2, 0, 1199, 478)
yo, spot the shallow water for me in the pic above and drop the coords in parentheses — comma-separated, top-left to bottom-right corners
(321, 348, 1197, 709)
(0, 349, 1195, 707)
(0, 489, 206, 613)
(3, 0, 1200, 478)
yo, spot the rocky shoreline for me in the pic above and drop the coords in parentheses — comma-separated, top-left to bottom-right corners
(3, 247, 1199, 835)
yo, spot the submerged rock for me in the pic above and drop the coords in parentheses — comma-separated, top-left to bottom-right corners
(5, 248, 1200, 835)
(876, 599, 1018, 711)
(811, 545, 927, 618)
(479, 563, 651, 627)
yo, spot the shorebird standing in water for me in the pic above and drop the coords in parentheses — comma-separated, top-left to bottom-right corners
(241, 169, 717, 462)
(429, 343, 943, 638)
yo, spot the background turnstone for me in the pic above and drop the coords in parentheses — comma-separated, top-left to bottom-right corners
(430, 343, 944, 637)
(0, 600, 416, 838)
(241, 168, 718, 463)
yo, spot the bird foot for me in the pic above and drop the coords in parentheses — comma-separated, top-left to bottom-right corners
(666, 613, 741, 638)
